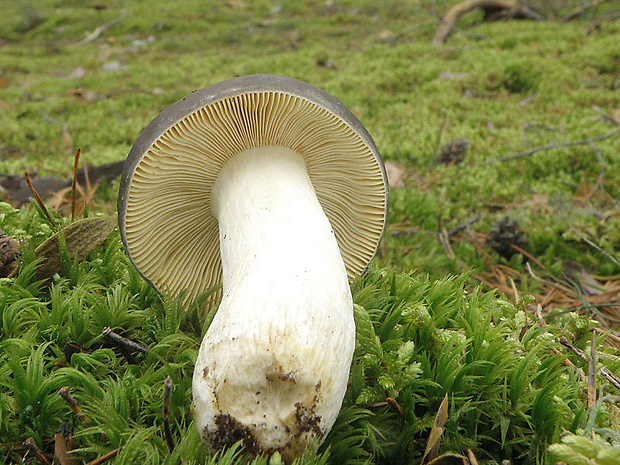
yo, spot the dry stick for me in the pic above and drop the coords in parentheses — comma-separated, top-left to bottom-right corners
(570, 226, 620, 269)
(438, 226, 456, 259)
(58, 386, 88, 423)
(509, 243, 546, 269)
(102, 327, 148, 353)
(484, 127, 620, 165)
(447, 215, 480, 237)
(559, 336, 620, 390)
(73, 14, 125, 46)
(24, 171, 57, 228)
(432, 0, 541, 45)
(71, 147, 81, 221)
(431, 112, 448, 166)
(22, 437, 50, 465)
(84, 448, 121, 465)
(508, 276, 519, 305)
(53, 430, 71, 465)
(163, 376, 175, 452)
(588, 332, 597, 410)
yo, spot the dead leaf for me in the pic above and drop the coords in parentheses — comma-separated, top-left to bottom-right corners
(421, 393, 449, 464)
(613, 108, 620, 125)
(32, 216, 118, 282)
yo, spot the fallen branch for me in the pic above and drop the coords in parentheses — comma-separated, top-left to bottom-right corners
(73, 14, 125, 47)
(484, 127, 620, 164)
(433, 0, 542, 45)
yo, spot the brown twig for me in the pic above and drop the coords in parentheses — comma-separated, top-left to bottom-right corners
(24, 171, 56, 228)
(509, 243, 546, 269)
(23, 437, 50, 465)
(163, 376, 175, 452)
(484, 127, 620, 164)
(71, 147, 81, 221)
(58, 386, 88, 423)
(438, 226, 456, 260)
(84, 448, 121, 465)
(588, 332, 597, 410)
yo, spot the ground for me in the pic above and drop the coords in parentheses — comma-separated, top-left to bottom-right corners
(1, 1, 620, 464)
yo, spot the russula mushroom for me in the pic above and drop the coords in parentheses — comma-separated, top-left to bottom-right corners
(117, 74, 388, 461)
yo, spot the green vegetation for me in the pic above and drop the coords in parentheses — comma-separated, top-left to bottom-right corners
(1, 0, 620, 464)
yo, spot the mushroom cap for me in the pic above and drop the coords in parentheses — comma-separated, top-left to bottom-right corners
(118, 74, 388, 302)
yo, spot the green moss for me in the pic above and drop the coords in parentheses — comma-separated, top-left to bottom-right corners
(1, 3, 620, 460)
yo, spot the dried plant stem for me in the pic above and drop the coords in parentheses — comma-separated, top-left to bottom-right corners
(84, 448, 120, 465)
(23, 437, 50, 465)
(102, 327, 148, 354)
(484, 127, 620, 164)
(559, 336, 620, 390)
(58, 387, 88, 423)
(163, 376, 175, 452)
(24, 171, 56, 228)
(588, 332, 597, 410)
(431, 112, 448, 165)
(73, 14, 125, 46)
(71, 147, 81, 221)
(53, 423, 74, 465)
(570, 226, 620, 268)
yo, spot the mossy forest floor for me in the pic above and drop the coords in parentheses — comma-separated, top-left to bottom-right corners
(1, 1, 620, 464)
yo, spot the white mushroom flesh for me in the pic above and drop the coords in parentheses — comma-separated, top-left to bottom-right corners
(192, 145, 355, 459)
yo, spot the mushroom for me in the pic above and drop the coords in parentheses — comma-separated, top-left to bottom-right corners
(117, 74, 388, 461)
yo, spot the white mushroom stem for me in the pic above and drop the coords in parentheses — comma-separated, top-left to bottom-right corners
(192, 146, 355, 459)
